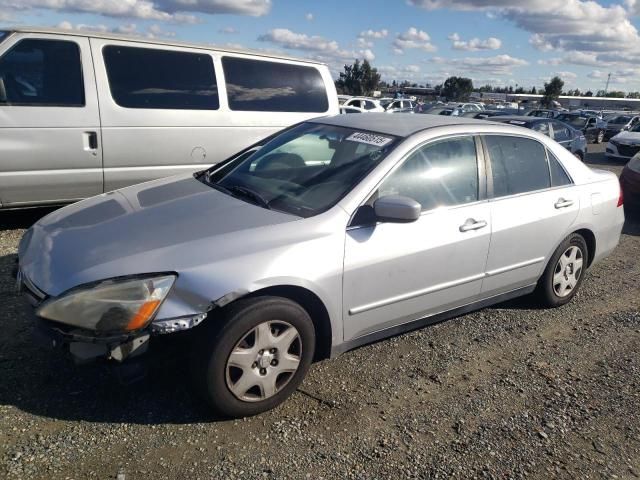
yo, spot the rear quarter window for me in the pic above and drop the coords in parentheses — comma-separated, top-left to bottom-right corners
(222, 56, 328, 113)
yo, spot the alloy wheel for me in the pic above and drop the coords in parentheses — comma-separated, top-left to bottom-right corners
(553, 246, 584, 298)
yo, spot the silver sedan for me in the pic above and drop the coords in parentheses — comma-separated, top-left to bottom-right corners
(18, 114, 625, 417)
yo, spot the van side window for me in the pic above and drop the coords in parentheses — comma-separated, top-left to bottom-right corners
(222, 57, 328, 113)
(103, 46, 219, 110)
(0, 39, 84, 106)
(485, 135, 551, 197)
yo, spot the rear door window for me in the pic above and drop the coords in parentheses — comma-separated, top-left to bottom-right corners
(531, 121, 551, 137)
(0, 38, 84, 106)
(485, 135, 551, 198)
(551, 122, 572, 142)
(222, 57, 328, 113)
(103, 45, 219, 110)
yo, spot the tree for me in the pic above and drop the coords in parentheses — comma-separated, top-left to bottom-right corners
(584, 90, 593, 97)
(531, 86, 537, 94)
(335, 59, 380, 96)
(542, 76, 564, 107)
(441, 76, 474, 101)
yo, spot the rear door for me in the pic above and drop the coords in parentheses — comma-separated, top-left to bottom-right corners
(481, 135, 580, 297)
(0, 33, 102, 206)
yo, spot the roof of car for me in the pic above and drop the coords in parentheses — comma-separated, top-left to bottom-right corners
(491, 115, 539, 123)
(5, 26, 325, 65)
(311, 113, 488, 137)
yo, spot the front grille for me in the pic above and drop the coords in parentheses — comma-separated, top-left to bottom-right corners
(615, 143, 640, 157)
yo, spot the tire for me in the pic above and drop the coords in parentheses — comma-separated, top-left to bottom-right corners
(596, 130, 604, 144)
(536, 233, 588, 308)
(190, 296, 315, 418)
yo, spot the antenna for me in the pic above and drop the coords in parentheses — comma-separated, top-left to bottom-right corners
(604, 72, 611, 95)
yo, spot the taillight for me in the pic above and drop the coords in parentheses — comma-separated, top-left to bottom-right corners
(617, 182, 624, 207)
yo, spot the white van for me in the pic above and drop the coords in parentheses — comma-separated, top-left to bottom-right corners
(0, 27, 338, 208)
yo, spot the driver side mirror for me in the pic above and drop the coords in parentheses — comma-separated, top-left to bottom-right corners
(374, 195, 421, 223)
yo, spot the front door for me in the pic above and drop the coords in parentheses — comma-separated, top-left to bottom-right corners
(0, 33, 102, 206)
(342, 135, 491, 341)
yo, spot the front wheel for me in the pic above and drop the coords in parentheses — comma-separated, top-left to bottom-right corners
(191, 297, 315, 417)
(536, 233, 588, 307)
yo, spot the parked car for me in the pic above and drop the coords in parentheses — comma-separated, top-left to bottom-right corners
(385, 99, 416, 113)
(17, 113, 624, 417)
(526, 109, 558, 119)
(620, 153, 640, 207)
(339, 106, 363, 114)
(0, 27, 339, 209)
(603, 114, 640, 140)
(555, 113, 606, 144)
(450, 102, 482, 112)
(342, 97, 385, 112)
(489, 116, 587, 160)
(337, 95, 352, 105)
(605, 123, 640, 161)
(420, 106, 454, 116)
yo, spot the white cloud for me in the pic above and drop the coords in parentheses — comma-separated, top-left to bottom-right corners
(359, 29, 388, 39)
(305, 12, 313, 21)
(448, 32, 501, 51)
(393, 27, 436, 54)
(554, 71, 577, 80)
(409, 1, 640, 61)
(258, 28, 375, 63)
(430, 54, 528, 75)
(57, 20, 173, 38)
(219, 26, 238, 34)
(0, 0, 271, 24)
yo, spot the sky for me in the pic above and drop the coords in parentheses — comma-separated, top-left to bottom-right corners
(2, 0, 640, 93)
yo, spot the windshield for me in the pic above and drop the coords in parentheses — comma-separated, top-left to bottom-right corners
(202, 123, 399, 218)
(631, 123, 640, 132)
(556, 114, 586, 128)
(608, 115, 632, 125)
(0, 31, 8, 43)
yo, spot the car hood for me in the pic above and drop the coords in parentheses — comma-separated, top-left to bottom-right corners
(611, 131, 640, 144)
(19, 174, 300, 296)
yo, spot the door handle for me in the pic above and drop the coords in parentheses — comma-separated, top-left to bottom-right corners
(554, 198, 574, 209)
(459, 218, 488, 232)
(83, 131, 98, 155)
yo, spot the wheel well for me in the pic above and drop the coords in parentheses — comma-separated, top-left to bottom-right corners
(244, 285, 333, 362)
(574, 228, 596, 267)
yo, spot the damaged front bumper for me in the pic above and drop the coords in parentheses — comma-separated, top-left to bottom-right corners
(17, 266, 209, 365)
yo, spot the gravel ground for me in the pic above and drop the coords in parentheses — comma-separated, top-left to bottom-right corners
(1, 144, 639, 479)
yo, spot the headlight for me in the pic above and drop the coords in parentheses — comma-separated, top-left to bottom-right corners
(628, 154, 640, 174)
(37, 275, 176, 333)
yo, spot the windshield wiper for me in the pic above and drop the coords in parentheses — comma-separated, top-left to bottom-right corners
(226, 185, 272, 210)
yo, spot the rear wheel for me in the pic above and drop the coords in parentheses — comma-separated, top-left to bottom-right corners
(191, 296, 315, 417)
(536, 233, 588, 307)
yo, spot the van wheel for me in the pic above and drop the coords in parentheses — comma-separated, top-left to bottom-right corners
(536, 233, 588, 308)
(191, 296, 315, 418)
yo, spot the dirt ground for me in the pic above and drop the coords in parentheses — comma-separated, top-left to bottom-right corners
(1, 143, 638, 479)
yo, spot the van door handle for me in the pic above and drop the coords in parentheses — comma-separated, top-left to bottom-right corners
(554, 198, 574, 209)
(83, 131, 98, 154)
(459, 218, 487, 232)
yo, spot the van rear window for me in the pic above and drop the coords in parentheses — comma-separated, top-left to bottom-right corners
(103, 45, 219, 110)
(222, 57, 328, 113)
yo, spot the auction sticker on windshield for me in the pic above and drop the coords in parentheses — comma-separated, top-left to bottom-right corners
(347, 132, 393, 147)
